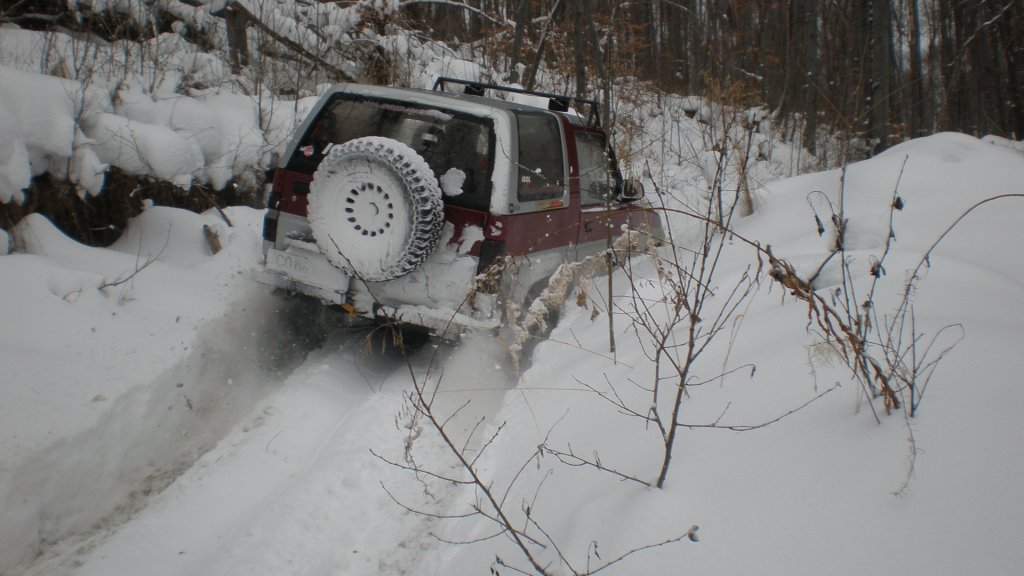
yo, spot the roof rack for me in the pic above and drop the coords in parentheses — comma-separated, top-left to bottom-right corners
(431, 77, 602, 128)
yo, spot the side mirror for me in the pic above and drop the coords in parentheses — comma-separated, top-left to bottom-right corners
(619, 178, 645, 202)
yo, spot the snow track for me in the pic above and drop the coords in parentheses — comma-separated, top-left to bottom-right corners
(23, 319, 518, 576)
(11, 295, 290, 573)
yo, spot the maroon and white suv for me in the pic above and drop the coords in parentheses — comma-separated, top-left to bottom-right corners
(261, 78, 661, 337)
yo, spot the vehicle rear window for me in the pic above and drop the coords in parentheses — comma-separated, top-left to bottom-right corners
(286, 96, 495, 211)
(515, 112, 566, 202)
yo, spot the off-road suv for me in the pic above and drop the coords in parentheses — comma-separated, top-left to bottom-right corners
(261, 78, 661, 337)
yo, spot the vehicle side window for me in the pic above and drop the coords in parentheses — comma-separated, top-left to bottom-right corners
(515, 112, 565, 202)
(286, 96, 494, 211)
(576, 131, 620, 206)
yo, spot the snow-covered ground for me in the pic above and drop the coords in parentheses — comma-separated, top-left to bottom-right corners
(2, 131, 1023, 576)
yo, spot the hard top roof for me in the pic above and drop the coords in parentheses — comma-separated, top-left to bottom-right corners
(322, 82, 595, 128)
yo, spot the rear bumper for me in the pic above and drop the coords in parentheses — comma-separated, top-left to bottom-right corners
(260, 244, 501, 337)
(384, 303, 500, 340)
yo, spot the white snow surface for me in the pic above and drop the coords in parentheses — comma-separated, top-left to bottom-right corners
(2, 132, 1023, 575)
(0, 28, 305, 201)
(0, 64, 111, 200)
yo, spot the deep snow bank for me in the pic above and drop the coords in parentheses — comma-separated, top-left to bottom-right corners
(0, 206, 286, 572)
(2, 132, 1023, 576)
(431, 133, 1024, 575)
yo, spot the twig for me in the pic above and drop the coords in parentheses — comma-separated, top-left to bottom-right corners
(98, 223, 170, 292)
(544, 444, 652, 487)
(370, 448, 474, 485)
(586, 529, 698, 575)
(678, 383, 840, 431)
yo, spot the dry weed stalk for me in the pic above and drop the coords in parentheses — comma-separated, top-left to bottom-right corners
(575, 176, 1020, 495)
(628, 219, 761, 488)
(768, 179, 1024, 425)
(791, 161, 1022, 422)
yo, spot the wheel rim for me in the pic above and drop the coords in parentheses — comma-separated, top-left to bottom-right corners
(342, 178, 397, 239)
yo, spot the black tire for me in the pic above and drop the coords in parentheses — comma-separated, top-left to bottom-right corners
(308, 136, 444, 282)
(515, 279, 561, 366)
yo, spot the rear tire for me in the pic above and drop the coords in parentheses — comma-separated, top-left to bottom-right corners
(308, 137, 444, 282)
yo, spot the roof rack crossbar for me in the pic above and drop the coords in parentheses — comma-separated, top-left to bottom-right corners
(432, 77, 602, 128)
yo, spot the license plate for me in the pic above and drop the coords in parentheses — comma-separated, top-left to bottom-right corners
(265, 247, 350, 294)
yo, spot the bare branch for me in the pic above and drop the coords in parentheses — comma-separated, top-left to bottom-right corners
(586, 528, 699, 575)
(398, 0, 509, 26)
(678, 383, 840, 431)
(543, 444, 652, 488)
(379, 482, 480, 520)
(370, 448, 473, 485)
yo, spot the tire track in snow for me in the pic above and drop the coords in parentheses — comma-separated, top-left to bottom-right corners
(28, 327, 519, 576)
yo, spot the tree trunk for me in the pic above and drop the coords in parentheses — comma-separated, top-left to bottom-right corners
(573, 0, 586, 98)
(524, 0, 565, 91)
(803, 0, 821, 154)
(908, 0, 926, 138)
(868, 0, 893, 154)
(224, 5, 249, 73)
(688, 0, 704, 94)
(508, 0, 531, 83)
(937, 0, 961, 131)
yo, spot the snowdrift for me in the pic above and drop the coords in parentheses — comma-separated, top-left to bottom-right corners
(1, 128, 1023, 576)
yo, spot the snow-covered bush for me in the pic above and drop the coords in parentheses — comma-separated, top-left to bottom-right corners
(0, 0, 405, 238)
(0, 64, 111, 202)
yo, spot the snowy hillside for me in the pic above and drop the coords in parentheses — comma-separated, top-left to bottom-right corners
(2, 131, 1023, 575)
(2, 5, 1024, 573)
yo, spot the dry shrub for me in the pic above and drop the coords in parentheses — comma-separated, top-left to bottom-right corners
(0, 169, 235, 247)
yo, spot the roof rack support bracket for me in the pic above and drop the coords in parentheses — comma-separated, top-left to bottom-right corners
(432, 76, 601, 128)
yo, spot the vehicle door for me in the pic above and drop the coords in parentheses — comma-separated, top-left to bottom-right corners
(572, 128, 633, 254)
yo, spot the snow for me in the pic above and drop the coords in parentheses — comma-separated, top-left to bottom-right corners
(0, 28, 302, 200)
(439, 167, 466, 196)
(370, 222, 481, 311)
(508, 91, 554, 110)
(195, 91, 270, 188)
(0, 206, 278, 571)
(2, 14, 1024, 575)
(151, 94, 228, 184)
(0, 23, 521, 212)
(0, 104, 31, 203)
(3, 128, 1023, 575)
(82, 112, 202, 188)
(456, 223, 483, 254)
(0, 64, 111, 199)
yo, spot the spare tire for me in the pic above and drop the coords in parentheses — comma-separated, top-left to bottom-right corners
(308, 137, 444, 282)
